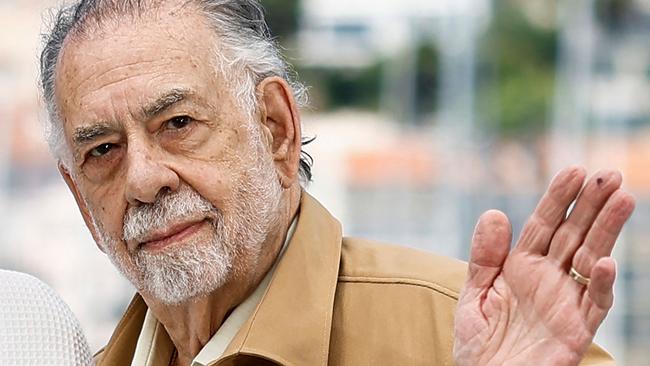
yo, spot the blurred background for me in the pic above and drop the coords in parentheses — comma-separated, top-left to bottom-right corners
(1, 0, 649, 363)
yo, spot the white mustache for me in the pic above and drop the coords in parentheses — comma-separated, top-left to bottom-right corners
(122, 187, 217, 243)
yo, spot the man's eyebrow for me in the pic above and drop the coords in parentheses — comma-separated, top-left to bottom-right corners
(73, 123, 117, 146)
(141, 88, 192, 120)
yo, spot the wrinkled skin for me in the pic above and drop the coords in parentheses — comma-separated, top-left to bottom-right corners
(455, 167, 635, 365)
(54, 3, 302, 365)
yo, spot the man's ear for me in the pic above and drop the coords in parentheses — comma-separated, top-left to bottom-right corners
(58, 162, 105, 253)
(256, 76, 301, 188)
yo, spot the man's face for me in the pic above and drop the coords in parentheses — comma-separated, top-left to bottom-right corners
(54, 5, 282, 304)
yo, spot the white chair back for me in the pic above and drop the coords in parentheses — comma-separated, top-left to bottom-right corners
(0, 269, 93, 365)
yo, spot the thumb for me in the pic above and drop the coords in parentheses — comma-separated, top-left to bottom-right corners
(465, 210, 512, 291)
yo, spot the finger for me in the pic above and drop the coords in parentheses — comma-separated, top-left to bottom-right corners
(465, 210, 512, 291)
(516, 166, 586, 254)
(587, 257, 616, 309)
(572, 190, 635, 277)
(547, 170, 621, 266)
(584, 257, 616, 332)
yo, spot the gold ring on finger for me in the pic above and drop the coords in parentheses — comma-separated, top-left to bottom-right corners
(569, 267, 591, 286)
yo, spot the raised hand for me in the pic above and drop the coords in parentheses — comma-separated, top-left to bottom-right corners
(453, 166, 635, 366)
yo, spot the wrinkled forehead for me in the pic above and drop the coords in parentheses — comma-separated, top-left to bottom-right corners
(56, 0, 215, 82)
(68, 0, 196, 37)
(53, 2, 226, 125)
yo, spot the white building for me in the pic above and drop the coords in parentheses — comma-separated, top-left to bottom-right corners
(298, 0, 490, 67)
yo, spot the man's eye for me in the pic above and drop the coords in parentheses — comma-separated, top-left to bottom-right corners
(166, 116, 192, 130)
(89, 143, 115, 158)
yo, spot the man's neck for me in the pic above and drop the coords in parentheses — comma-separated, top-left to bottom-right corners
(143, 186, 302, 366)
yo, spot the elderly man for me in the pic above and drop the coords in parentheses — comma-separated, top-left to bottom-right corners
(39, 0, 634, 365)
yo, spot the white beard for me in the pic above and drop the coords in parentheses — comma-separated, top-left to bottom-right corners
(92, 132, 283, 305)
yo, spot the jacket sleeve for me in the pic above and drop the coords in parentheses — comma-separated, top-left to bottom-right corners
(580, 343, 616, 365)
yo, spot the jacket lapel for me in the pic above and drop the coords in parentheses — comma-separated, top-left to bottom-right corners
(97, 295, 148, 365)
(221, 192, 342, 366)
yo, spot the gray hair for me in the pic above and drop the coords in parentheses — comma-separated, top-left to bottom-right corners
(39, 0, 313, 182)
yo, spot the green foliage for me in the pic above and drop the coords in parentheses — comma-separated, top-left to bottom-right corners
(261, 0, 559, 134)
(415, 42, 440, 116)
(595, 0, 633, 31)
(476, 0, 558, 136)
(261, 0, 300, 42)
(297, 42, 439, 115)
(298, 63, 384, 110)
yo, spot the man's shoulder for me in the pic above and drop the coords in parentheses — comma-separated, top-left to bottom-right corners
(329, 238, 465, 364)
(338, 237, 468, 300)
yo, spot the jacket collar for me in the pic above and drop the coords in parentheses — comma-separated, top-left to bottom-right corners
(220, 191, 342, 365)
(98, 191, 342, 366)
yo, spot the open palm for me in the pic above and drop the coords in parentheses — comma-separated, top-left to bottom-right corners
(454, 167, 635, 366)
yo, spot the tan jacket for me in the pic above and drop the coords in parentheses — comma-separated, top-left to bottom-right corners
(96, 192, 614, 365)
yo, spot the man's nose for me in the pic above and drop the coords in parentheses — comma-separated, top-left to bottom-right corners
(124, 142, 179, 205)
